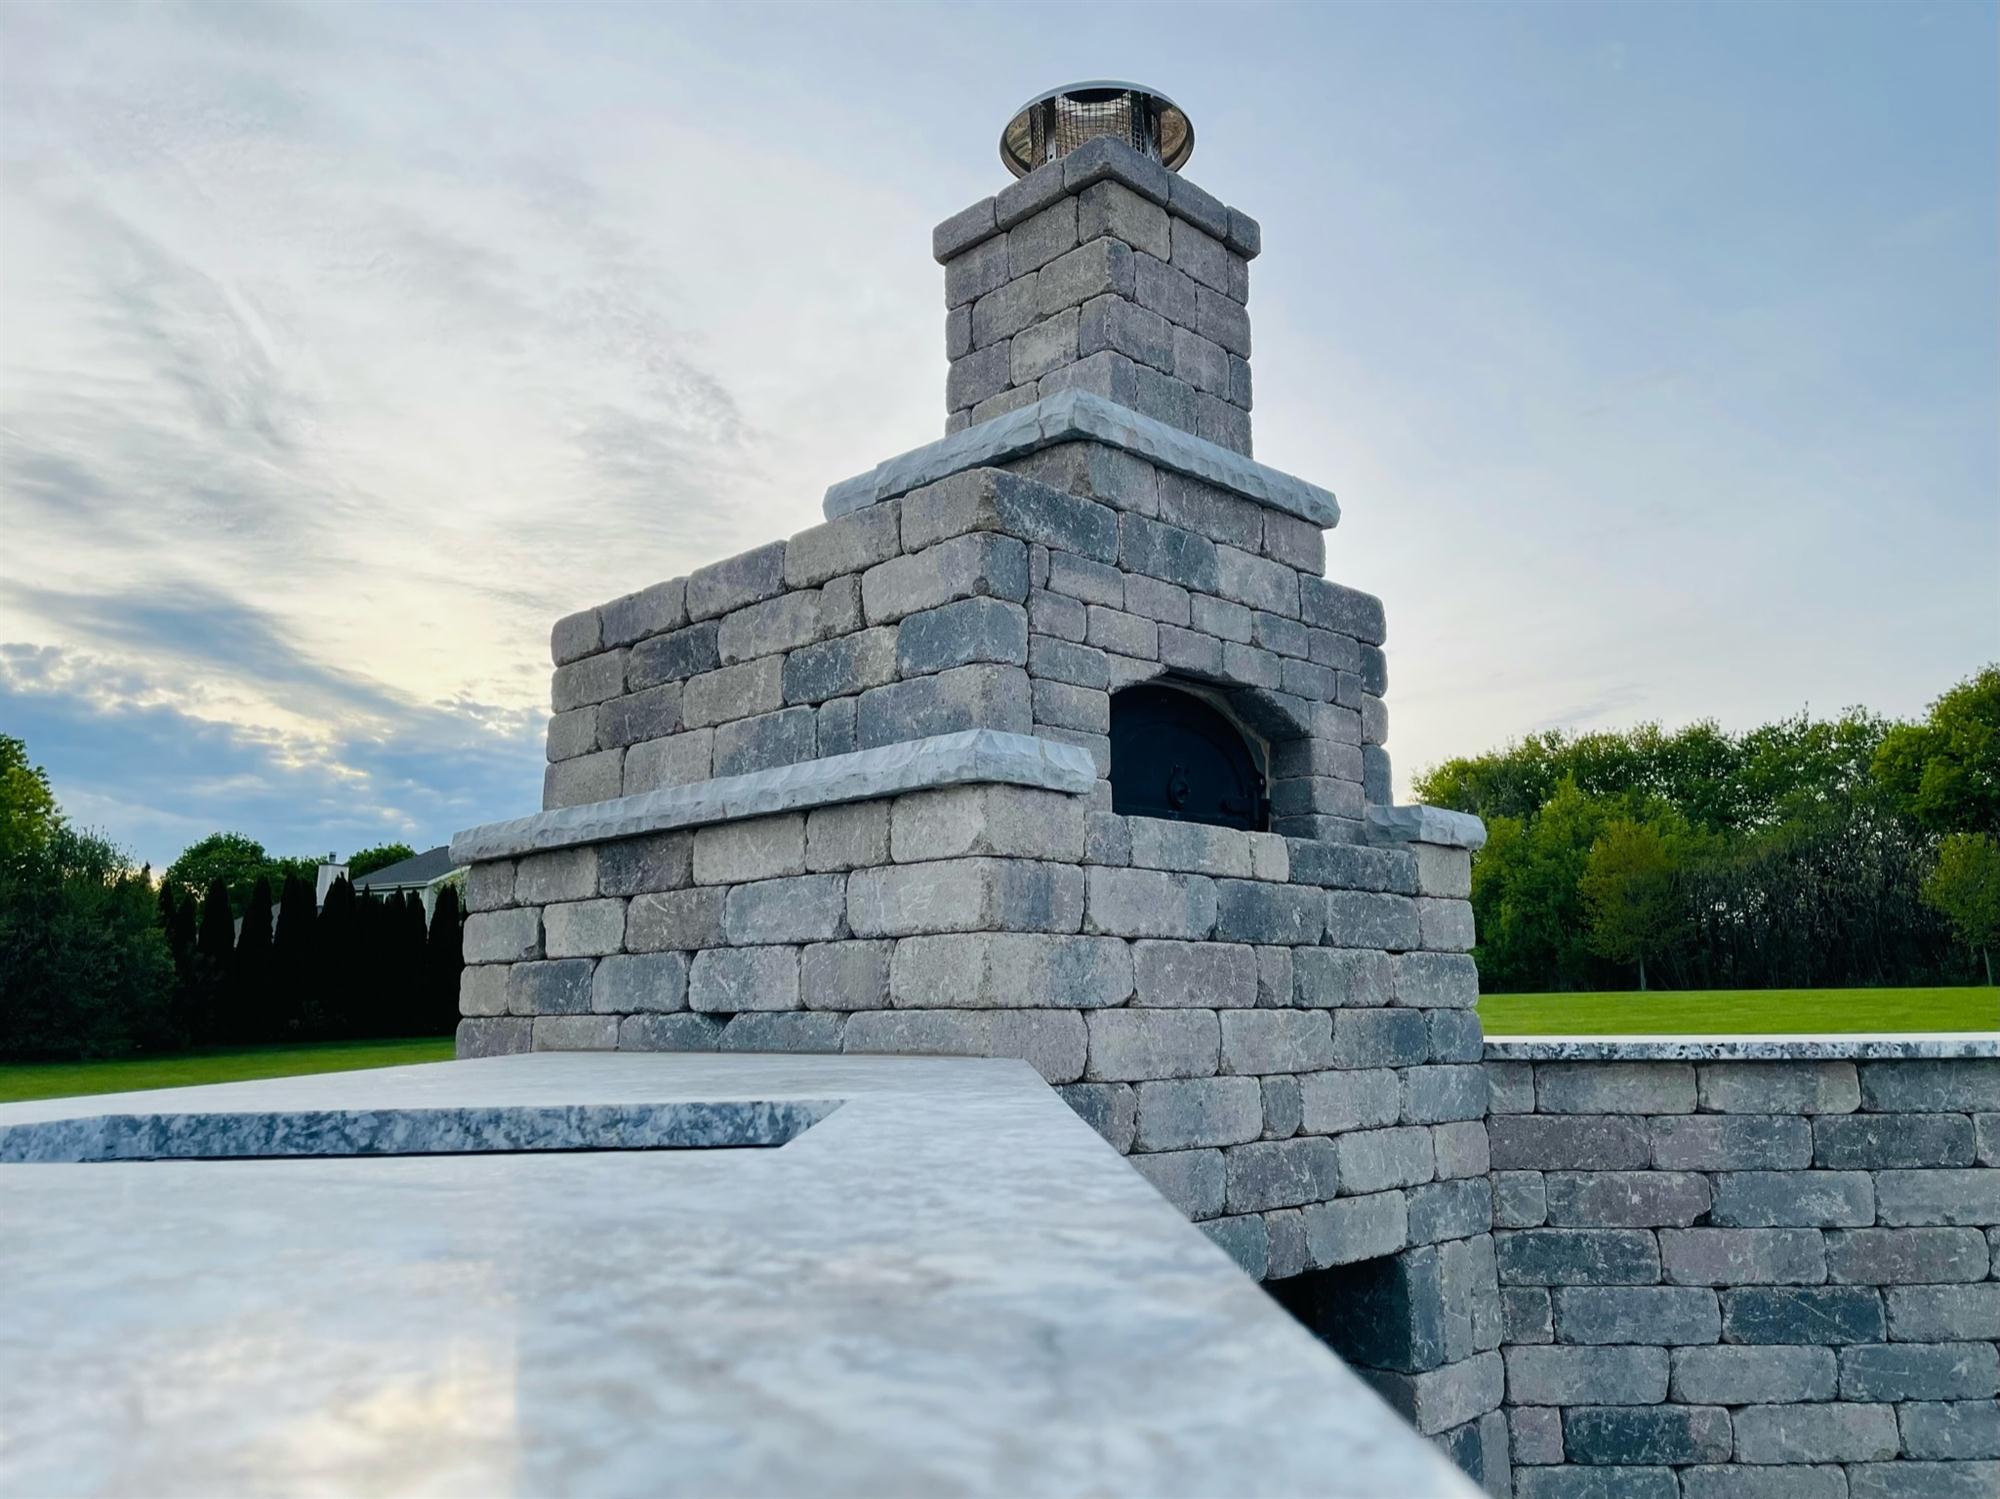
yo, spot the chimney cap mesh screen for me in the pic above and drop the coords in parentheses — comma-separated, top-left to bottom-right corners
(1000, 81, 1192, 179)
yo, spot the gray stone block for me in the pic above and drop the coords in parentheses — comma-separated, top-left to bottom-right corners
(889, 783, 1084, 862)
(543, 749, 623, 809)
(1010, 308, 1079, 384)
(1860, 1058, 2000, 1112)
(1510, 1406, 1564, 1466)
(1332, 1008, 1430, 1068)
(1058, 1081, 1137, 1152)
(1416, 897, 1476, 952)
(1355, 1349, 1504, 1437)
(1219, 1009, 1333, 1075)
(862, 532, 1028, 626)
(1899, 1399, 2000, 1460)
(623, 887, 726, 952)
(1259, 1073, 1302, 1140)
(1498, 1228, 1663, 1287)
(1303, 1189, 1411, 1267)
(531, 1014, 618, 1051)
(1298, 1067, 1400, 1134)
(1129, 1147, 1225, 1219)
(516, 846, 598, 905)
(1117, 512, 1219, 592)
(856, 663, 1032, 747)
(1665, 1230, 1830, 1288)
(1846, 1461, 2000, 1498)
(785, 502, 902, 590)
(971, 274, 1042, 347)
(1719, 1286, 1882, 1342)
(1338, 1125, 1435, 1193)
(463, 860, 514, 914)
(1082, 604, 1158, 660)
(691, 814, 807, 884)
(1490, 1115, 1651, 1171)
(551, 607, 602, 666)
(896, 597, 1030, 676)
(1087, 1008, 1219, 1081)
(551, 650, 627, 713)
(1133, 1076, 1263, 1152)
(1840, 1341, 2000, 1401)
(1078, 291, 1175, 374)
(1495, 1172, 1549, 1230)
(1504, 1287, 1556, 1346)
(1652, 1114, 1814, 1171)
(1325, 890, 1420, 950)
(687, 945, 801, 1013)
(1698, 1060, 1860, 1114)
(1291, 949, 1392, 1008)
(1429, 1010, 1487, 1064)
(1732, 1402, 1899, 1464)
(722, 874, 848, 945)
(1028, 593, 1089, 649)
(459, 966, 508, 1018)
(712, 705, 816, 777)
(1200, 1214, 1268, 1279)
(1554, 1286, 1720, 1347)
(1045, 549, 1124, 607)
(848, 857, 1081, 937)
(1126, 817, 1250, 878)
(1709, 1171, 1875, 1228)
(627, 620, 721, 691)
(1815, 1112, 1975, 1168)
(800, 802, 889, 874)
(1544, 1170, 1713, 1228)
(946, 340, 1011, 412)
(684, 541, 785, 623)
(546, 704, 600, 762)
(1408, 1177, 1492, 1243)
(1262, 511, 1324, 575)
(591, 951, 688, 1014)
(463, 908, 542, 965)
(1562, 1405, 1731, 1467)
(716, 591, 825, 666)
(1214, 880, 1323, 945)
(1679, 1469, 1847, 1499)
(1827, 1227, 1991, 1284)
(623, 730, 712, 793)
(1034, 237, 1135, 316)
(1537, 1062, 1695, 1115)
(543, 898, 626, 959)
(1432, 1121, 1492, 1181)
(889, 932, 1131, 1009)
(799, 940, 889, 1011)
(598, 685, 680, 749)
(1213, 544, 1297, 617)
(1671, 1345, 1836, 1404)
(717, 1011, 846, 1053)
(1300, 577, 1387, 645)
(681, 657, 784, 729)
(1131, 940, 1257, 1009)
(1876, 1168, 2000, 1226)
(1505, 1344, 1669, 1406)
(617, 1012, 725, 1051)
(934, 196, 997, 263)
(1403, 1066, 1490, 1125)
(1007, 196, 1077, 277)
(903, 467, 1121, 562)
(506, 959, 593, 1017)
(843, 1007, 1086, 1083)
(1082, 866, 1216, 940)
(1912, 1261, 2000, 1350)
(1032, 679, 1109, 733)
(783, 627, 898, 705)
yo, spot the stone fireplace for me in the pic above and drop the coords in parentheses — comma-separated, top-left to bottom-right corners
(450, 82, 1507, 1489)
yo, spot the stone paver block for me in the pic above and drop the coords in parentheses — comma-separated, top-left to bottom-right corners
(1130, 940, 1257, 1009)
(591, 951, 688, 1014)
(723, 874, 849, 945)
(890, 783, 1085, 862)
(1663, 1230, 1830, 1289)
(890, 932, 1131, 1009)
(688, 945, 801, 1013)
(1133, 1076, 1263, 1152)
(692, 814, 807, 884)
(848, 858, 1082, 938)
(1219, 1009, 1333, 1075)
(843, 1007, 1086, 1083)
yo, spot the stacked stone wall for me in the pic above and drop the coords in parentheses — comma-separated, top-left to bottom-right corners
(1487, 1049, 2000, 1498)
(933, 140, 1260, 453)
(542, 460, 1385, 842)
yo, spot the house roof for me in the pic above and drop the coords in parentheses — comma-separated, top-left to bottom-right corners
(351, 845, 459, 890)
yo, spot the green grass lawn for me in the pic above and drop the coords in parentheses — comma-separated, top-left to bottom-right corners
(0, 1036, 456, 1104)
(1479, 987, 2000, 1037)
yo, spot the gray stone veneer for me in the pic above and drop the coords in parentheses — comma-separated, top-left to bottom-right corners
(1487, 1041, 2000, 1498)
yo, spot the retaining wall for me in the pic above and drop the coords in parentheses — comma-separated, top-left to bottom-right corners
(1485, 1038, 2000, 1499)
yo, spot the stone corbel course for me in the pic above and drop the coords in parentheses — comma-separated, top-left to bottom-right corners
(452, 729, 1095, 864)
(823, 389, 1340, 530)
(1367, 804, 1488, 852)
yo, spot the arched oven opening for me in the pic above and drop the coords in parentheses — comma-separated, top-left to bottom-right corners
(1108, 682, 1269, 832)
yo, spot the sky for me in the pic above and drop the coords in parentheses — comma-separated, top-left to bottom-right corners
(2, 0, 1995, 872)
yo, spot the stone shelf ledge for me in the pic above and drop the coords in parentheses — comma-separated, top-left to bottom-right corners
(823, 388, 1339, 529)
(1366, 804, 1487, 851)
(1484, 1032, 2000, 1061)
(452, 729, 1096, 864)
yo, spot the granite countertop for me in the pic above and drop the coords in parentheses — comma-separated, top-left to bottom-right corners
(1484, 1032, 2000, 1061)
(0, 1052, 1474, 1498)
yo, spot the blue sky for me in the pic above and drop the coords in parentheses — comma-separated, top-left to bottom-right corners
(2, 0, 1994, 870)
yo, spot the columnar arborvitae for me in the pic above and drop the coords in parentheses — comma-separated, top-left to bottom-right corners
(401, 892, 430, 1034)
(194, 879, 236, 1045)
(426, 885, 464, 1036)
(314, 875, 357, 1040)
(271, 874, 317, 1040)
(233, 875, 275, 1043)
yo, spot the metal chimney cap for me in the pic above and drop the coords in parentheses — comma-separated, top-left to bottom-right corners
(999, 80, 1193, 179)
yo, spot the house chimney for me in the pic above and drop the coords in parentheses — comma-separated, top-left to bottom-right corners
(934, 81, 1257, 455)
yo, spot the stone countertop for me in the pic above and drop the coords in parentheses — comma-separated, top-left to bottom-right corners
(1485, 1032, 2000, 1061)
(0, 1052, 1474, 1499)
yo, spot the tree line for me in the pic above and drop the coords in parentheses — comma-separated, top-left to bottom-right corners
(1415, 666, 1999, 994)
(0, 737, 461, 1061)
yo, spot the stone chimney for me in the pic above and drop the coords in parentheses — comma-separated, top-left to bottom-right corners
(936, 83, 1258, 455)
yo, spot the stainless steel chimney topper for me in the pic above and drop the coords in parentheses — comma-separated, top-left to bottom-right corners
(999, 81, 1193, 178)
